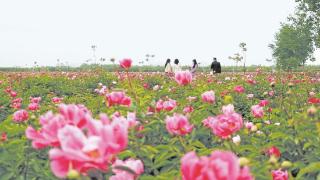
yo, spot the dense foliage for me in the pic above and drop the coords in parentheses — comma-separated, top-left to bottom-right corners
(0, 68, 320, 179)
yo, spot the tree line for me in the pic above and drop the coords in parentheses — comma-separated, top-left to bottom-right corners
(270, 0, 320, 70)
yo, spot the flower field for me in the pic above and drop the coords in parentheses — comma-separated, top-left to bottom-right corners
(0, 62, 320, 179)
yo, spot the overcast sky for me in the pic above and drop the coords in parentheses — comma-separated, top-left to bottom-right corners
(0, 0, 318, 67)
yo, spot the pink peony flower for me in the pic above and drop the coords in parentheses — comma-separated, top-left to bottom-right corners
(181, 150, 254, 180)
(52, 97, 63, 104)
(247, 79, 257, 85)
(28, 103, 40, 111)
(202, 116, 215, 128)
(106, 92, 131, 107)
(259, 100, 269, 107)
(110, 158, 144, 180)
(13, 109, 29, 123)
(186, 96, 197, 102)
(59, 104, 92, 128)
(163, 99, 177, 111)
(1, 132, 7, 142)
(155, 99, 164, 112)
(120, 58, 132, 69)
(10, 91, 17, 98)
(183, 106, 194, 114)
(11, 98, 22, 109)
(251, 105, 264, 118)
(309, 91, 316, 97)
(269, 91, 275, 97)
(245, 121, 254, 130)
(238, 166, 254, 180)
(175, 71, 193, 86)
(11, 102, 22, 109)
(111, 112, 139, 128)
(266, 146, 281, 158)
(49, 116, 128, 178)
(26, 104, 92, 149)
(165, 114, 193, 136)
(201, 90, 215, 104)
(222, 104, 235, 114)
(234, 85, 245, 93)
(272, 169, 288, 180)
(203, 104, 243, 139)
(12, 98, 22, 103)
(30, 97, 42, 104)
(247, 94, 254, 99)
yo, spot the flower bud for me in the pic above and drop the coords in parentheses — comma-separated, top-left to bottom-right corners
(269, 155, 278, 164)
(251, 125, 258, 132)
(281, 161, 292, 169)
(67, 169, 80, 179)
(238, 157, 250, 167)
(270, 82, 276, 87)
(232, 135, 241, 146)
(286, 90, 292, 95)
(307, 106, 317, 116)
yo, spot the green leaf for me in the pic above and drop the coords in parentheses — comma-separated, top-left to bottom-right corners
(297, 162, 320, 178)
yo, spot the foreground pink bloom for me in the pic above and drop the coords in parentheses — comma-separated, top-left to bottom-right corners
(201, 90, 215, 104)
(13, 109, 29, 123)
(120, 58, 132, 69)
(175, 71, 192, 86)
(106, 92, 131, 107)
(251, 105, 264, 118)
(203, 104, 243, 139)
(234, 85, 245, 93)
(49, 116, 128, 178)
(26, 104, 92, 149)
(165, 114, 193, 136)
(111, 158, 144, 180)
(181, 150, 254, 180)
(272, 169, 288, 180)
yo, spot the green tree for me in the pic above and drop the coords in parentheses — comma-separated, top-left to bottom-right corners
(270, 23, 314, 70)
(295, 0, 320, 47)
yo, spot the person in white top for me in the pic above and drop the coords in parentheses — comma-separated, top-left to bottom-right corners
(164, 59, 173, 74)
(172, 59, 182, 73)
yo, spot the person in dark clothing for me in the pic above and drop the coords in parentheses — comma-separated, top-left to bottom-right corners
(210, 57, 221, 73)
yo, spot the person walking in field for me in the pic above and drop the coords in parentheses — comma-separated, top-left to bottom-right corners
(172, 59, 182, 73)
(164, 59, 173, 74)
(190, 59, 198, 76)
(211, 57, 221, 74)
